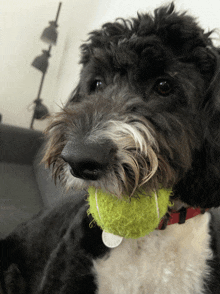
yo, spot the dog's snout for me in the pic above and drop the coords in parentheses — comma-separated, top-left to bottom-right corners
(61, 140, 116, 181)
(69, 160, 104, 181)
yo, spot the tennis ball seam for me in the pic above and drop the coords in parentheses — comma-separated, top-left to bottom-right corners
(87, 187, 172, 239)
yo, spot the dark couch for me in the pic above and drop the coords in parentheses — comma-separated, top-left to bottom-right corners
(0, 124, 75, 236)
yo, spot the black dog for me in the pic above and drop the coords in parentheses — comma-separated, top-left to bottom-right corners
(1, 3, 220, 293)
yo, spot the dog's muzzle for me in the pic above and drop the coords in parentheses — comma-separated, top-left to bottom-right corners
(61, 140, 116, 181)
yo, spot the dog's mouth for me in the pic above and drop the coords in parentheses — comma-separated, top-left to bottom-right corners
(61, 141, 157, 193)
(61, 141, 175, 198)
(44, 112, 179, 197)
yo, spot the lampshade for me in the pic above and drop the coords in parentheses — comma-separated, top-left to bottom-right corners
(33, 99, 49, 119)
(41, 21, 58, 45)
(31, 50, 50, 73)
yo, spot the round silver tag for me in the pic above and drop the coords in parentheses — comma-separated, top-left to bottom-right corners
(102, 231, 123, 248)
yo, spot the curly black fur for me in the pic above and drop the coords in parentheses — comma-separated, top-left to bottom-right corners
(1, 3, 220, 293)
(45, 3, 220, 208)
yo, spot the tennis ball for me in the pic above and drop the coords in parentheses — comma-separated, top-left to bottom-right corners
(87, 187, 172, 239)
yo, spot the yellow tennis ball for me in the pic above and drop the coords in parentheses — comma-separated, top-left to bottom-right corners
(87, 187, 172, 239)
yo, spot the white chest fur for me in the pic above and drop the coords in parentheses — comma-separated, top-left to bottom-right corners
(93, 213, 213, 294)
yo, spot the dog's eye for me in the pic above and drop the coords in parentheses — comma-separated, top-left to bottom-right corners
(154, 80, 172, 96)
(90, 80, 104, 93)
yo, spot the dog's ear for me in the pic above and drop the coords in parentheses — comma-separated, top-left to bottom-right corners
(175, 47, 220, 208)
(195, 47, 220, 208)
(203, 46, 220, 176)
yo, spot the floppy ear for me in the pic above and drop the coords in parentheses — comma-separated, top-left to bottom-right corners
(174, 46, 220, 208)
(203, 46, 220, 195)
(204, 47, 220, 147)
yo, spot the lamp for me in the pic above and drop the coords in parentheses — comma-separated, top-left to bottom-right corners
(30, 98, 49, 129)
(41, 21, 58, 45)
(30, 2, 62, 129)
(31, 49, 51, 73)
(33, 99, 49, 119)
(40, 2, 61, 45)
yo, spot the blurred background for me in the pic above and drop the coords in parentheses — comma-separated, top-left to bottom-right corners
(1, 0, 220, 236)
(1, 0, 220, 130)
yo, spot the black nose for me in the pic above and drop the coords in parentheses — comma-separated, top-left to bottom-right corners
(61, 140, 116, 181)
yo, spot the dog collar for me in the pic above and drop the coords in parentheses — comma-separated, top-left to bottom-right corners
(100, 207, 209, 248)
(157, 207, 209, 230)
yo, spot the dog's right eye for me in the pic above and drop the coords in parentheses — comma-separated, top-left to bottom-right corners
(154, 80, 173, 96)
(90, 80, 104, 93)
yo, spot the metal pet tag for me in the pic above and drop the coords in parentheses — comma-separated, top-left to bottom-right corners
(102, 231, 123, 248)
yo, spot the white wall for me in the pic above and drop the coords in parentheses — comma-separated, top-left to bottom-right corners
(0, 0, 100, 130)
(88, 0, 220, 29)
(1, 0, 220, 130)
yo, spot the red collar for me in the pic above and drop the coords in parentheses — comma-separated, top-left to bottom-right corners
(157, 207, 209, 230)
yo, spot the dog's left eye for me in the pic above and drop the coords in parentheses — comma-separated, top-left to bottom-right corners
(154, 80, 172, 96)
(90, 80, 104, 93)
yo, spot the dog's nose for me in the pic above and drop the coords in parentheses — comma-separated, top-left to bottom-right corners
(61, 140, 116, 181)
